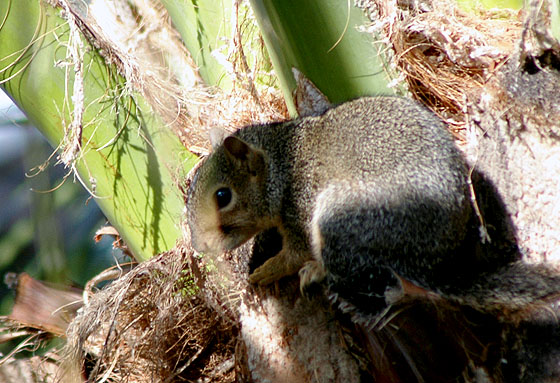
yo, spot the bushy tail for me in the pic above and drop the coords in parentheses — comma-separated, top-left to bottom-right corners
(334, 261, 560, 383)
(448, 261, 560, 322)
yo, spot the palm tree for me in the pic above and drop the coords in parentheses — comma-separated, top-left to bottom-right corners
(1, 0, 559, 381)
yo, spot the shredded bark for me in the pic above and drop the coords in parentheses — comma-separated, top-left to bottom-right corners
(357, 0, 522, 136)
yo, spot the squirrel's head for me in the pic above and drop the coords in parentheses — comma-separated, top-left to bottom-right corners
(186, 128, 270, 254)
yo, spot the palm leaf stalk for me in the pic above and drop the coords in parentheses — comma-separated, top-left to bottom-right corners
(0, 0, 196, 261)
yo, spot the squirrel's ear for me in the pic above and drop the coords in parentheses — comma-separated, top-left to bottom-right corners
(223, 136, 265, 175)
(223, 136, 251, 160)
(209, 127, 230, 150)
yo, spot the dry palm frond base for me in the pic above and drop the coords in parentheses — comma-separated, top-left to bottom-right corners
(62, 248, 237, 383)
(358, 0, 523, 134)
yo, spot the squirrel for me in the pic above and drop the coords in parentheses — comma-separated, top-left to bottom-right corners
(185, 95, 519, 316)
(186, 95, 560, 382)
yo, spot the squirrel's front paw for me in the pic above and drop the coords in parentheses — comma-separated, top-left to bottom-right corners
(299, 260, 326, 298)
(249, 254, 290, 285)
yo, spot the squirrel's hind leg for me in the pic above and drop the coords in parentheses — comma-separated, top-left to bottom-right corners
(304, 185, 400, 315)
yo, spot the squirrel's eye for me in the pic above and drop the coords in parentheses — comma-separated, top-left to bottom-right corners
(215, 188, 232, 209)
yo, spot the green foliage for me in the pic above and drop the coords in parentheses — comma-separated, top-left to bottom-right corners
(0, 0, 196, 261)
(250, 0, 397, 114)
(176, 270, 199, 296)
